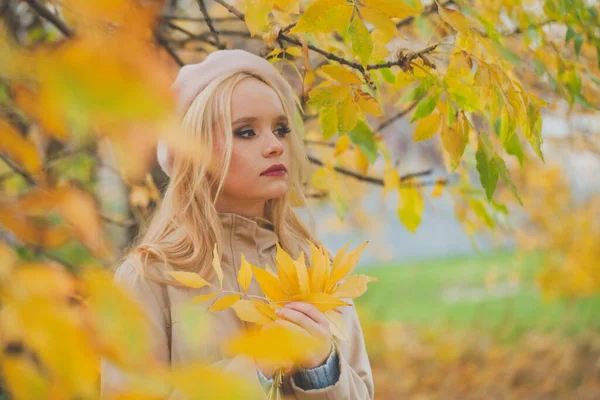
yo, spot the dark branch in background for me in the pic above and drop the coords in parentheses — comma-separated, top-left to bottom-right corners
(0, 154, 36, 185)
(478, 20, 556, 38)
(160, 15, 241, 23)
(212, 0, 244, 20)
(24, 0, 73, 38)
(212, 0, 440, 74)
(304, 139, 335, 148)
(155, 32, 184, 66)
(196, 0, 223, 49)
(376, 97, 423, 132)
(307, 155, 438, 186)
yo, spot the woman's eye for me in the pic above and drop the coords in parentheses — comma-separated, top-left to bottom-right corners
(276, 126, 291, 136)
(234, 129, 255, 138)
(234, 126, 290, 138)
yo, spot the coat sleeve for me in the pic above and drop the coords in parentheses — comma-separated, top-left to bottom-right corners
(100, 261, 266, 400)
(289, 299, 375, 399)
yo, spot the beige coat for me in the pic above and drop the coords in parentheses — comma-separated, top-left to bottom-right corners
(100, 212, 374, 400)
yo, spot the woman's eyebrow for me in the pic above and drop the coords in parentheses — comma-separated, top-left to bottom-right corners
(232, 115, 288, 124)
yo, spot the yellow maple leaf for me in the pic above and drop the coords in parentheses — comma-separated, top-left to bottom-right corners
(287, 292, 350, 313)
(167, 271, 211, 289)
(250, 265, 286, 302)
(208, 294, 241, 312)
(191, 293, 218, 304)
(225, 323, 320, 363)
(334, 274, 379, 298)
(327, 241, 369, 288)
(295, 252, 310, 294)
(231, 300, 273, 325)
(237, 254, 253, 292)
(275, 243, 300, 294)
(308, 242, 329, 293)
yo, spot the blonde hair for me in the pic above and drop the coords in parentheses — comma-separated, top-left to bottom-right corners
(122, 71, 320, 287)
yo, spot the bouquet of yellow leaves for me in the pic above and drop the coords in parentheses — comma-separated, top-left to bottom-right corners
(167, 240, 377, 399)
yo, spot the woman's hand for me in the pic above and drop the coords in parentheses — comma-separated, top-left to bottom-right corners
(274, 302, 333, 370)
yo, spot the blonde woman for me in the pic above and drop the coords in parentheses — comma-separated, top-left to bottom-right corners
(100, 49, 374, 399)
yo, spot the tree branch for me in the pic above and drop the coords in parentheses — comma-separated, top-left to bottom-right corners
(307, 155, 434, 186)
(375, 97, 423, 132)
(210, 0, 440, 74)
(196, 0, 223, 48)
(25, 0, 74, 38)
(155, 32, 184, 66)
(0, 154, 36, 185)
(159, 15, 241, 23)
(479, 20, 556, 38)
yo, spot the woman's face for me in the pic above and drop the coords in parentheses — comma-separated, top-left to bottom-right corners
(214, 77, 292, 216)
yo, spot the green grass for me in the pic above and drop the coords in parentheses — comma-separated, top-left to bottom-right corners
(355, 250, 600, 342)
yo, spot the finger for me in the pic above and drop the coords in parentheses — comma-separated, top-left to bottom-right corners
(276, 307, 328, 339)
(284, 302, 329, 327)
(275, 318, 311, 337)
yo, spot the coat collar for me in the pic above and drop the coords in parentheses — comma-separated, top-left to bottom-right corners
(217, 212, 278, 266)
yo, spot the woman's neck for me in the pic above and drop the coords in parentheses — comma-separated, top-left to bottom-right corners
(214, 198, 266, 219)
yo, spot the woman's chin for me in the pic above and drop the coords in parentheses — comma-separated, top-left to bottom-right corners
(261, 183, 289, 200)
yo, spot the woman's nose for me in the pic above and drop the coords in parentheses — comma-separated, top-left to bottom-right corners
(263, 132, 284, 157)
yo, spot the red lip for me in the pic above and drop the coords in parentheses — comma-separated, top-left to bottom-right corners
(261, 163, 287, 175)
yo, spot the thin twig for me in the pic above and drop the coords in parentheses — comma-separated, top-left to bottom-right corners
(376, 97, 423, 132)
(211, 0, 439, 74)
(160, 15, 241, 23)
(307, 155, 433, 186)
(196, 0, 222, 48)
(25, 0, 74, 38)
(155, 32, 184, 66)
(0, 154, 36, 185)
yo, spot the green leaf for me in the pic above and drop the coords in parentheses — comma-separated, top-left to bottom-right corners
(291, 0, 353, 33)
(500, 105, 516, 145)
(504, 131, 525, 166)
(469, 198, 494, 228)
(396, 83, 426, 105)
(319, 106, 338, 139)
(308, 85, 352, 109)
(525, 102, 544, 160)
(337, 95, 360, 133)
(565, 26, 576, 45)
(379, 67, 395, 84)
(493, 42, 521, 66)
(475, 139, 499, 201)
(349, 16, 373, 67)
(491, 156, 523, 205)
(574, 33, 584, 58)
(347, 120, 378, 162)
(410, 90, 441, 122)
